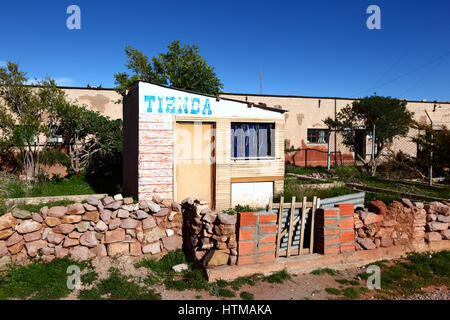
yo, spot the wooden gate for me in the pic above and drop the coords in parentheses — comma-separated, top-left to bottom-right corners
(268, 196, 321, 257)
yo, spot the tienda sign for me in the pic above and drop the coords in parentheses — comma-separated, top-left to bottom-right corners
(143, 95, 213, 115)
(138, 82, 284, 119)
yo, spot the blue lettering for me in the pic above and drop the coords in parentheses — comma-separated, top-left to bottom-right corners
(177, 97, 189, 114)
(191, 98, 200, 114)
(202, 98, 212, 115)
(157, 96, 164, 113)
(144, 96, 155, 113)
(165, 96, 175, 113)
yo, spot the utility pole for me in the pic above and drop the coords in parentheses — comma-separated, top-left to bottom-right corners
(425, 110, 433, 186)
(371, 124, 376, 177)
(327, 130, 331, 171)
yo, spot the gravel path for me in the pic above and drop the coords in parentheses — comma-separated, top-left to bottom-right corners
(396, 287, 450, 300)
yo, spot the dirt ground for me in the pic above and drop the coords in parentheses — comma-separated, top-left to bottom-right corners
(63, 255, 449, 300)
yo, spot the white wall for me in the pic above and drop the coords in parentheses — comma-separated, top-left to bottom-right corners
(231, 182, 274, 208)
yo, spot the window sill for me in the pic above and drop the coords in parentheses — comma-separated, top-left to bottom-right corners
(231, 157, 279, 161)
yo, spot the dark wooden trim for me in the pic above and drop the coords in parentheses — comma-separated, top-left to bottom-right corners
(230, 176, 284, 183)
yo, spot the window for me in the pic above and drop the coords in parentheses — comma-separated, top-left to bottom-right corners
(47, 135, 63, 144)
(307, 129, 329, 144)
(231, 123, 275, 158)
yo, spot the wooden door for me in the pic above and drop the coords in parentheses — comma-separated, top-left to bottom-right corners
(175, 122, 215, 208)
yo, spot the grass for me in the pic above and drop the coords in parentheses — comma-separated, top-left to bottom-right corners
(358, 251, 450, 298)
(135, 252, 293, 299)
(239, 291, 254, 300)
(311, 268, 337, 276)
(78, 267, 161, 300)
(342, 287, 360, 299)
(284, 164, 450, 205)
(325, 287, 341, 295)
(274, 182, 355, 203)
(335, 279, 360, 286)
(263, 269, 292, 283)
(0, 256, 91, 300)
(4, 174, 96, 199)
(210, 286, 236, 298)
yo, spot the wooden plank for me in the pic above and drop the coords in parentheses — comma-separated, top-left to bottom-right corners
(286, 197, 296, 257)
(278, 248, 310, 256)
(298, 197, 307, 255)
(275, 196, 284, 258)
(272, 202, 313, 209)
(309, 197, 318, 254)
(268, 197, 273, 213)
(231, 176, 285, 183)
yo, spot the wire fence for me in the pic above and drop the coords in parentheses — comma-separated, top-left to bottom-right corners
(286, 125, 446, 185)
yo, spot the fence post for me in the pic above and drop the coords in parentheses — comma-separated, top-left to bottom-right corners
(425, 110, 433, 186)
(371, 124, 376, 177)
(327, 130, 331, 171)
(429, 122, 433, 186)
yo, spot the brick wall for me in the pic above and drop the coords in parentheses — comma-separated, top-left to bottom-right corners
(138, 114, 174, 201)
(314, 204, 355, 255)
(237, 211, 278, 265)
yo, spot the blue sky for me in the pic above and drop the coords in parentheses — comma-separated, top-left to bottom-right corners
(1, 0, 449, 101)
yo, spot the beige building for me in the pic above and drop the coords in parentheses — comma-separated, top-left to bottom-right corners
(220, 93, 450, 166)
(44, 86, 450, 167)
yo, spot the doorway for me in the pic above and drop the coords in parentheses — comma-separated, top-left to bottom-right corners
(175, 122, 215, 208)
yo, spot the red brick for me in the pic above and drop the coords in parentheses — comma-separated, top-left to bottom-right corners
(340, 243, 355, 252)
(323, 246, 339, 255)
(239, 212, 258, 227)
(324, 228, 339, 236)
(324, 237, 340, 245)
(338, 204, 354, 216)
(256, 253, 275, 263)
(324, 209, 338, 217)
(237, 255, 255, 265)
(258, 243, 275, 253)
(260, 224, 277, 233)
(259, 234, 276, 244)
(339, 218, 354, 229)
(324, 219, 338, 225)
(239, 228, 254, 241)
(238, 241, 255, 255)
(259, 214, 277, 224)
(340, 231, 355, 242)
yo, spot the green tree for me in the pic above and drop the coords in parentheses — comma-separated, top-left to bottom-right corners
(114, 40, 223, 96)
(0, 62, 67, 181)
(413, 124, 450, 173)
(324, 95, 414, 174)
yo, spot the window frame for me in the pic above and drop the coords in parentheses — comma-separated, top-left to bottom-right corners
(230, 122, 275, 160)
(306, 128, 329, 144)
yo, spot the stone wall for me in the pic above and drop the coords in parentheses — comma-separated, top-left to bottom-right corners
(353, 199, 450, 251)
(181, 198, 237, 268)
(0, 194, 183, 270)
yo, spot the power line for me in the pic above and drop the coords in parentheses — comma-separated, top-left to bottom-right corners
(355, 50, 450, 97)
(399, 54, 449, 97)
